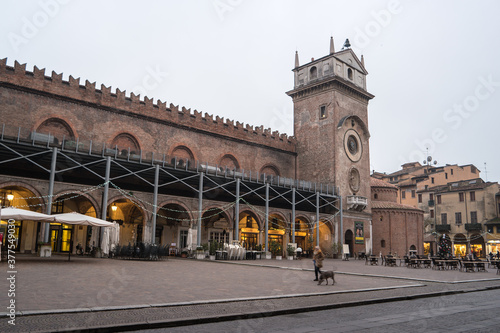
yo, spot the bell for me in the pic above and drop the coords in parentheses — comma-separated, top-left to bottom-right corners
(343, 39, 351, 49)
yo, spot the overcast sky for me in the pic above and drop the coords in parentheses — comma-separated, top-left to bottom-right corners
(1, 0, 499, 183)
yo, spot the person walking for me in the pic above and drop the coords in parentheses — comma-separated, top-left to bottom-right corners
(313, 246, 324, 281)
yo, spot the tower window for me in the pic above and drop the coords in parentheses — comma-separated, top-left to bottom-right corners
(310, 66, 317, 79)
(347, 68, 353, 80)
(320, 106, 326, 119)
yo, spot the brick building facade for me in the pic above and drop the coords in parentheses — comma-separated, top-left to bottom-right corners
(0, 39, 378, 257)
(370, 178, 424, 256)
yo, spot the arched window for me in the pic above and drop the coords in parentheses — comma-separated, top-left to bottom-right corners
(36, 117, 75, 142)
(310, 66, 317, 79)
(347, 68, 353, 80)
(219, 154, 240, 171)
(110, 133, 141, 155)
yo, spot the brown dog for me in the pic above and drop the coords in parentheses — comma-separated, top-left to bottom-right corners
(317, 271, 335, 285)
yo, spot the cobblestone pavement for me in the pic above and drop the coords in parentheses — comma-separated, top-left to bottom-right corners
(147, 288, 500, 333)
(1, 255, 500, 332)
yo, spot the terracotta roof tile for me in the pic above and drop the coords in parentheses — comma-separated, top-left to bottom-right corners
(370, 177, 398, 189)
(372, 200, 423, 211)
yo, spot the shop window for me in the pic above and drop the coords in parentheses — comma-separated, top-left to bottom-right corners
(210, 231, 229, 244)
(52, 201, 64, 214)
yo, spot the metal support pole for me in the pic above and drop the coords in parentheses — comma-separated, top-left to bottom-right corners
(234, 177, 240, 242)
(340, 195, 344, 253)
(152, 164, 159, 244)
(197, 172, 204, 246)
(292, 187, 296, 243)
(316, 192, 320, 246)
(101, 156, 111, 242)
(43, 147, 58, 242)
(265, 183, 269, 252)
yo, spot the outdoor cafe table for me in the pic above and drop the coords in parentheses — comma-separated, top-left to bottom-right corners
(409, 258, 431, 268)
(384, 256, 397, 267)
(368, 256, 379, 265)
(462, 260, 487, 272)
(435, 259, 459, 270)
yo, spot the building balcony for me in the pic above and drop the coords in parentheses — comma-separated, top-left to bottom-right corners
(436, 224, 451, 232)
(465, 223, 482, 232)
(346, 195, 367, 211)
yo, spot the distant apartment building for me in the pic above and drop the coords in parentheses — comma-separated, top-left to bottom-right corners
(373, 162, 499, 257)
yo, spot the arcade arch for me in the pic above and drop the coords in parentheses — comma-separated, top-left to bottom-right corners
(107, 198, 145, 246)
(238, 210, 260, 250)
(202, 207, 231, 245)
(154, 202, 192, 251)
(0, 185, 44, 253)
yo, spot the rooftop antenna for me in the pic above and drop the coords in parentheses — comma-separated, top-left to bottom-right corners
(422, 148, 437, 168)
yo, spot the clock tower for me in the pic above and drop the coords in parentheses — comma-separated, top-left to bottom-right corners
(286, 37, 374, 254)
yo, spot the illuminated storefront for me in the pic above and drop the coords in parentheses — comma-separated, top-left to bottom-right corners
(49, 223, 73, 252)
(454, 234, 467, 258)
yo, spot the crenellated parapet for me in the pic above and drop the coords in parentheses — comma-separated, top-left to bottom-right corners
(0, 58, 296, 152)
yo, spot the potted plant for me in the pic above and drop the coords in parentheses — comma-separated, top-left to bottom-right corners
(254, 244, 262, 259)
(269, 240, 282, 260)
(209, 241, 217, 260)
(286, 244, 295, 260)
(195, 246, 205, 260)
(38, 241, 52, 257)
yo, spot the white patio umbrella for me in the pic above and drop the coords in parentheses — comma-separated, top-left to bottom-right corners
(0, 207, 55, 221)
(51, 212, 113, 261)
(101, 226, 110, 255)
(52, 212, 114, 227)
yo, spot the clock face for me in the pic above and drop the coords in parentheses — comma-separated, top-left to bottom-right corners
(344, 129, 362, 162)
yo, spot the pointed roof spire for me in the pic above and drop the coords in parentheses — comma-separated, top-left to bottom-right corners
(361, 55, 365, 67)
(295, 50, 299, 68)
(330, 36, 335, 54)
